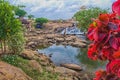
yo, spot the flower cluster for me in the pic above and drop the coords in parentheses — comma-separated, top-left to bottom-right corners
(87, 0, 120, 79)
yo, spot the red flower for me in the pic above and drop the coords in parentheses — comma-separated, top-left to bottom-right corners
(113, 50, 120, 59)
(87, 1, 120, 79)
(93, 70, 107, 80)
(107, 59, 120, 78)
(87, 44, 98, 60)
(109, 34, 120, 50)
(98, 13, 109, 25)
(112, 0, 120, 16)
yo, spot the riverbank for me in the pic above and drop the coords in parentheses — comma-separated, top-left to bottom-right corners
(0, 21, 94, 80)
(0, 49, 93, 80)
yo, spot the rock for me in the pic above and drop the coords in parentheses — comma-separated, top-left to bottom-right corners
(60, 64, 82, 71)
(29, 60, 43, 73)
(71, 41, 87, 48)
(55, 38, 64, 42)
(27, 41, 38, 49)
(20, 49, 37, 60)
(20, 49, 54, 66)
(0, 61, 32, 80)
(54, 67, 79, 76)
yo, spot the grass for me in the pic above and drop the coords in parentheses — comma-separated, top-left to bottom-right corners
(0, 54, 59, 80)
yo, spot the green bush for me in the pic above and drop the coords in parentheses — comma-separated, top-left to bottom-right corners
(74, 7, 108, 31)
(35, 17, 48, 25)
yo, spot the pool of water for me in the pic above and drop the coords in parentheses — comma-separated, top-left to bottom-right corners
(38, 44, 106, 72)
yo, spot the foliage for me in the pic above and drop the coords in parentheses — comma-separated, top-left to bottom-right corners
(28, 14, 34, 19)
(74, 7, 108, 31)
(15, 7, 27, 17)
(35, 17, 48, 25)
(0, 0, 25, 54)
(1, 55, 59, 80)
(87, 0, 120, 79)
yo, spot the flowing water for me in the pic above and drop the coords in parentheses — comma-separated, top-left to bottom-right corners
(38, 44, 106, 72)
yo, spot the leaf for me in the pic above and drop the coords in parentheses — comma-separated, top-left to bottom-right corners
(108, 22, 118, 31)
(109, 37, 120, 50)
(112, 0, 120, 16)
(113, 50, 120, 59)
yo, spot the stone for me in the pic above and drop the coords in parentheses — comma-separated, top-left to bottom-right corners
(71, 41, 87, 48)
(20, 49, 37, 60)
(29, 60, 43, 73)
(55, 38, 64, 42)
(60, 64, 82, 71)
(0, 61, 32, 80)
(54, 67, 79, 76)
(20, 49, 54, 66)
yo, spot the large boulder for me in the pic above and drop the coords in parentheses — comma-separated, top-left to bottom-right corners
(20, 49, 54, 66)
(0, 61, 32, 80)
(60, 63, 82, 71)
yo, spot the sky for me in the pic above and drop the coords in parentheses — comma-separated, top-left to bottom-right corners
(9, 0, 115, 20)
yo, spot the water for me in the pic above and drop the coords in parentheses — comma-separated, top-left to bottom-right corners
(38, 44, 106, 72)
(61, 26, 84, 35)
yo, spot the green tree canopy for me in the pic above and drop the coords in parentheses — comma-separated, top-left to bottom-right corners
(74, 7, 108, 31)
(0, 0, 24, 54)
(28, 14, 34, 19)
(15, 7, 27, 17)
(35, 17, 48, 25)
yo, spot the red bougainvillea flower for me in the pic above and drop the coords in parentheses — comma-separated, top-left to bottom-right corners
(98, 13, 109, 25)
(87, 1, 120, 79)
(100, 46, 114, 60)
(93, 70, 107, 80)
(94, 69, 119, 80)
(107, 59, 120, 78)
(113, 50, 120, 59)
(109, 35, 120, 50)
(87, 43, 98, 60)
(87, 13, 120, 61)
(112, 0, 120, 16)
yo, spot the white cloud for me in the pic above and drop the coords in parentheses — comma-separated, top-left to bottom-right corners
(10, 0, 114, 19)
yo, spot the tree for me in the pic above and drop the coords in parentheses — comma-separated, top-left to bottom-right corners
(0, 0, 24, 54)
(28, 14, 34, 19)
(35, 17, 48, 25)
(15, 8, 27, 17)
(74, 7, 108, 31)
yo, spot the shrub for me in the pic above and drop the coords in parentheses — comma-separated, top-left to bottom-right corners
(35, 17, 48, 25)
(87, 1, 120, 79)
(74, 7, 108, 31)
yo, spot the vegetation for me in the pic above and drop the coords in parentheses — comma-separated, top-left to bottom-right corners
(0, 0, 24, 54)
(74, 7, 108, 31)
(28, 14, 34, 19)
(14, 6, 27, 17)
(35, 17, 48, 25)
(1, 55, 59, 80)
(87, 1, 120, 78)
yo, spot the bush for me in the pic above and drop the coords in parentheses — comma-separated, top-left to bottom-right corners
(35, 17, 48, 25)
(0, 0, 25, 54)
(74, 7, 108, 31)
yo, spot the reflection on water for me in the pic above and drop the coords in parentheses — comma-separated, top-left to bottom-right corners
(76, 48, 106, 72)
(38, 44, 106, 72)
(38, 44, 80, 65)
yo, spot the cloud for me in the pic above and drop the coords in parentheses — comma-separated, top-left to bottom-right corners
(9, 0, 114, 20)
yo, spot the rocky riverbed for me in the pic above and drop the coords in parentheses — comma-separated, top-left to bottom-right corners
(25, 30, 88, 50)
